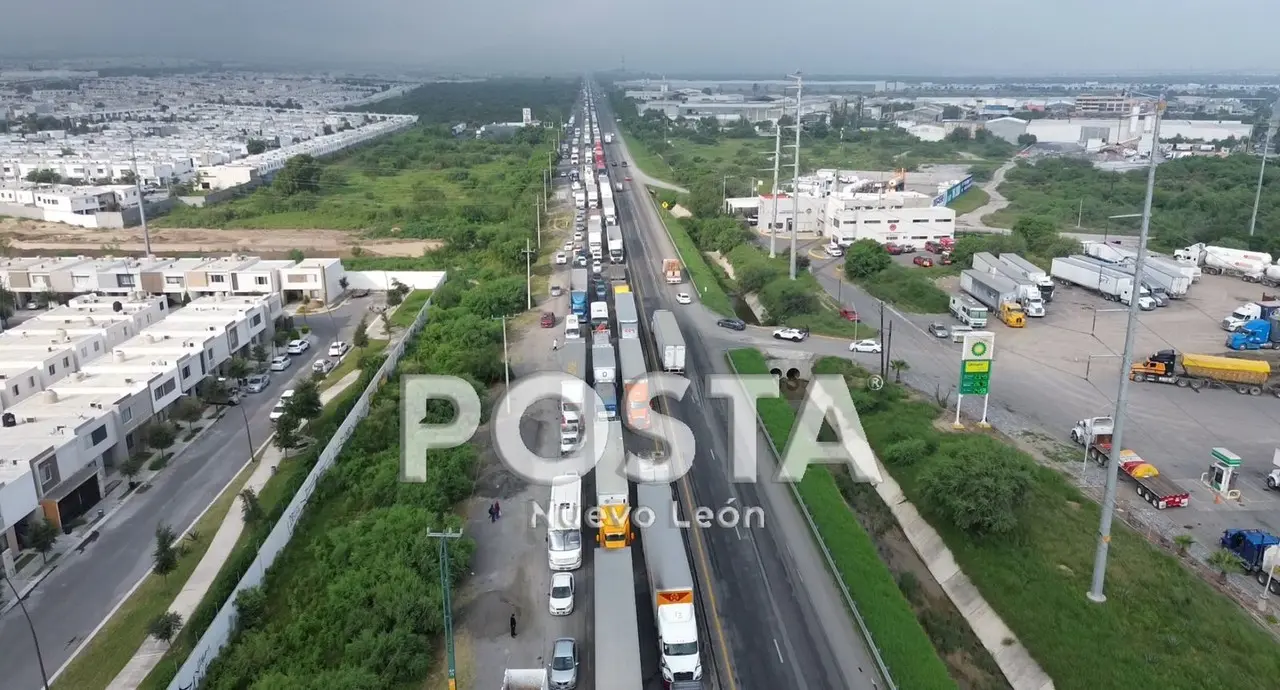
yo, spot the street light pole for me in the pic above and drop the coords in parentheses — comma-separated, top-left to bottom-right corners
(426, 529, 464, 690)
(769, 119, 782, 258)
(128, 129, 153, 256)
(1249, 124, 1271, 237)
(522, 240, 535, 311)
(3, 572, 51, 689)
(1088, 97, 1164, 604)
(788, 73, 803, 280)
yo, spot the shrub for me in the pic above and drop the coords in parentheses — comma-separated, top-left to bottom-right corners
(919, 435, 1034, 535)
(883, 438, 932, 467)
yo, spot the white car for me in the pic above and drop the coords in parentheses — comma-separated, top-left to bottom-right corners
(554, 252, 568, 265)
(573, 231, 584, 242)
(312, 359, 334, 374)
(549, 572, 575, 615)
(675, 292, 692, 305)
(849, 339, 883, 353)
(269, 390, 295, 421)
(269, 355, 292, 371)
(286, 339, 310, 355)
(562, 241, 573, 252)
(591, 260, 603, 275)
(772, 327, 809, 342)
(328, 341, 350, 358)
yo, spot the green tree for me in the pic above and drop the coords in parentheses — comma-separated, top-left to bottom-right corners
(942, 105, 962, 119)
(685, 180, 725, 219)
(1016, 133, 1038, 146)
(28, 519, 60, 564)
(148, 611, 183, 646)
(890, 358, 910, 383)
(120, 454, 146, 489)
(149, 422, 177, 458)
(118, 170, 137, 185)
(251, 343, 268, 363)
(919, 436, 1033, 535)
(285, 379, 323, 420)
(274, 414, 302, 458)
(843, 239, 892, 280)
(1173, 534, 1195, 557)
(153, 523, 178, 580)
(239, 488, 265, 524)
(233, 586, 268, 633)
(169, 396, 204, 431)
(246, 139, 267, 155)
(1011, 215, 1059, 253)
(353, 316, 370, 349)
(1207, 548, 1238, 583)
(760, 279, 816, 322)
(272, 154, 322, 196)
(25, 168, 61, 184)
(289, 248, 305, 263)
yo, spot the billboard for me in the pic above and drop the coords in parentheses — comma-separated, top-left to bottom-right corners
(933, 174, 975, 206)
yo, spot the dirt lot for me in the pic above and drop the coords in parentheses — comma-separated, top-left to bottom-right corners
(0, 219, 440, 257)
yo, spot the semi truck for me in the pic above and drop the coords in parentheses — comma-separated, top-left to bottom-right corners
(1226, 317, 1280, 350)
(1070, 417, 1190, 509)
(588, 185, 600, 208)
(1220, 529, 1280, 590)
(595, 420, 633, 547)
(651, 310, 687, 373)
(997, 253, 1055, 302)
(1246, 264, 1280, 288)
(593, 342, 617, 384)
(590, 301, 610, 331)
(603, 198, 617, 227)
(615, 292, 639, 340)
(617, 338, 650, 430)
(594, 547, 644, 690)
(636, 482, 704, 686)
(604, 132, 614, 144)
(948, 294, 989, 327)
(595, 381, 618, 420)
(972, 253, 1046, 316)
(1050, 256, 1142, 305)
(1129, 349, 1280, 397)
(1075, 254, 1187, 300)
(570, 268, 589, 318)
(1222, 300, 1280, 331)
(663, 258, 683, 284)
(960, 269, 1026, 327)
(1174, 243, 1272, 278)
(589, 229, 604, 260)
(573, 189, 585, 208)
(608, 226, 625, 263)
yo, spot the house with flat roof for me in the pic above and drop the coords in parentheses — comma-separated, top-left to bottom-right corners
(279, 257, 344, 305)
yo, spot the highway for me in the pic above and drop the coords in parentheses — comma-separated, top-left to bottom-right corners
(598, 93, 888, 690)
(0, 299, 367, 690)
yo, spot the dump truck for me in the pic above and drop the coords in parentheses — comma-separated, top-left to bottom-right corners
(960, 269, 1025, 327)
(1129, 349, 1280, 397)
(663, 258, 683, 284)
(1070, 416, 1190, 509)
(651, 309, 686, 373)
(594, 547, 644, 690)
(636, 482, 703, 686)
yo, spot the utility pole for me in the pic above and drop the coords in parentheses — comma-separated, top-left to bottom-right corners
(493, 316, 511, 413)
(427, 529, 464, 690)
(535, 198, 542, 248)
(3, 573, 50, 689)
(788, 73, 803, 279)
(769, 119, 782, 258)
(1250, 122, 1272, 237)
(522, 240, 536, 310)
(1089, 98, 1164, 604)
(1077, 198, 1083, 229)
(128, 128, 153, 256)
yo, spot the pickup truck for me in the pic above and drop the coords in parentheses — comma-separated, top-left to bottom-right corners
(1071, 417, 1189, 509)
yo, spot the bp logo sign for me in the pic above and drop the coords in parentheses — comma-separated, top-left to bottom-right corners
(969, 341, 988, 358)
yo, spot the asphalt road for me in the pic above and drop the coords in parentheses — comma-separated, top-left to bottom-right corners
(0, 298, 368, 690)
(599, 95, 886, 690)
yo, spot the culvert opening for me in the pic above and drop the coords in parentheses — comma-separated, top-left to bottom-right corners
(786, 368, 800, 380)
(770, 368, 783, 378)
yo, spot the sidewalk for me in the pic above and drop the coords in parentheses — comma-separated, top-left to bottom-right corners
(1, 405, 226, 615)
(104, 369, 364, 690)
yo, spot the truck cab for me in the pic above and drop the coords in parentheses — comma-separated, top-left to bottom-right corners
(998, 301, 1026, 327)
(1070, 416, 1114, 446)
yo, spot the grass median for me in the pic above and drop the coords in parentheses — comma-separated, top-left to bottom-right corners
(656, 208, 735, 316)
(725, 348, 955, 690)
(320, 340, 388, 392)
(390, 290, 432, 329)
(50, 464, 255, 690)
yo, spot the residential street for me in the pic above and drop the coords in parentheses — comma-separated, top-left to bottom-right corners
(0, 297, 369, 690)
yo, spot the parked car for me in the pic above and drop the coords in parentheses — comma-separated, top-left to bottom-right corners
(244, 373, 270, 393)
(269, 355, 292, 371)
(717, 318, 747, 331)
(939, 252, 954, 265)
(824, 243, 844, 257)
(269, 390, 295, 421)
(328, 341, 350, 358)
(900, 244, 917, 254)
(838, 308, 858, 321)
(621, 161, 628, 166)
(927, 322, 950, 338)
(562, 241, 574, 252)
(549, 638, 579, 689)
(286, 339, 310, 355)
(549, 572, 575, 615)
(885, 243, 904, 255)
(675, 292, 692, 305)
(541, 312, 556, 328)
(913, 255, 934, 268)
(772, 327, 809, 342)
(312, 359, 334, 375)
(554, 252, 568, 265)
(849, 339, 883, 353)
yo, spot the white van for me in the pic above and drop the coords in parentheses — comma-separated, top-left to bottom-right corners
(950, 325, 974, 343)
(565, 314, 582, 339)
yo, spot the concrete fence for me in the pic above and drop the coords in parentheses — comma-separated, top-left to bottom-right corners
(166, 287, 438, 690)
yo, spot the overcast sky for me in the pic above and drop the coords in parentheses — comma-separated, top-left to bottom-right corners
(2, 0, 1277, 77)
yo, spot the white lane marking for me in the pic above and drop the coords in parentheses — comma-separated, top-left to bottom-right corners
(774, 638, 785, 664)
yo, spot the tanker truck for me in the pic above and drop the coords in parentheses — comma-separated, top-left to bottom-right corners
(1174, 243, 1272, 279)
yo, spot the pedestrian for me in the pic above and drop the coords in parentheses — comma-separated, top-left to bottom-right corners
(488, 503, 496, 523)
(493, 500, 502, 520)
(510, 613, 517, 637)
(552, 338, 559, 351)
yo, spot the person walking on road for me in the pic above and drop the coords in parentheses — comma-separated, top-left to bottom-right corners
(510, 613, 518, 637)
(552, 338, 559, 351)
(488, 503, 497, 523)
(493, 500, 502, 520)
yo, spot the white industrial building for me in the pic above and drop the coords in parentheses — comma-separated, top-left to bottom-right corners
(0, 292, 280, 556)
(752, 189, 956, 249)
(1006, 107, 1253, 152)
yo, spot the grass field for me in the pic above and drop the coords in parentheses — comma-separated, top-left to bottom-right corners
(616, 130, 677, 184)
(390, 290, 432, 328)
(50, 464, 255, 690)
(947, 187, 990, 215)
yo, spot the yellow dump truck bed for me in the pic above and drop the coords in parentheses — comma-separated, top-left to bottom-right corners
(1180, 353, 1271, 385)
